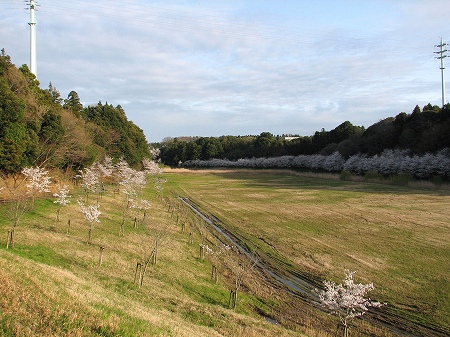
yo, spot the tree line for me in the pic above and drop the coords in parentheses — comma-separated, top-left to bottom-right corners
(159, 105, 450, 173)
(0, 50, 149, 174)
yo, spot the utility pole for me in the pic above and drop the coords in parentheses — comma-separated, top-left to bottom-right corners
(28, 0, 37, 77)
(434, 37, 448, 107)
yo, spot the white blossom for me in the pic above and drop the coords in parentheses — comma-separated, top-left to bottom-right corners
(131, 199, 152, 211)
(142, 157, 163, 176)
(149, 147, 161, 161)
(119, 168, 147, 197)
(77, 198, 101, 223)
(77, 167, 99, 193)
(53, 185, 71, 206)
(315, 270, 383, 335)
(22, 166, 51, 194)
(200, 244, 213, 255)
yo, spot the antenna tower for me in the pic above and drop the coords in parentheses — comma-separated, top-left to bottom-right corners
(27, 0, 37, 77)
(434, 37, 448, 107)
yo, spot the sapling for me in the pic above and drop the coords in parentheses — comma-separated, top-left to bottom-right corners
(314, 270, 384, 337)
(204, 243, 231, 283)
(77, 166, 99, 202)
(131, 199, 152, 225)
(53, 185, 71, 221)
(117, 159, 147, 236)
(22, 166, 52, 208)
(3, 167, 52, 248)
(78, 198, 101, 244)
(225, 247, 258, 309)
(92, 156, 114, 196)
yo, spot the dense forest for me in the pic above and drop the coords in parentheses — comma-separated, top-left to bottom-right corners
(0, 50, 149, 173)
(159, 104, 450, 178)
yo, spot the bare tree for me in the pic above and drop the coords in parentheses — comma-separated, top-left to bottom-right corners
(134, 220, 170, 288)
(225, 247, 258, 309)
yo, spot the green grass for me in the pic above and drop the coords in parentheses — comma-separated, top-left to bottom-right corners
(0, 179, 305, 337)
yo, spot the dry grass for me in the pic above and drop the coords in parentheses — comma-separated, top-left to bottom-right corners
(0, 180, 307, 337)
(164, 168, 450, 334)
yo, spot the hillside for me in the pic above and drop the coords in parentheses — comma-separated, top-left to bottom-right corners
(0, 50, 149, 173)
(0, 170, 313, 337)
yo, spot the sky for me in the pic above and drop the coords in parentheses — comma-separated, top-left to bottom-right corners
(1, 0, 450, 142)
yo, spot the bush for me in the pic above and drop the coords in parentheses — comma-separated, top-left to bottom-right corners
(340, 170, 353, 181)
(364, 170, 383, 181)
(391, 172, 413, 186)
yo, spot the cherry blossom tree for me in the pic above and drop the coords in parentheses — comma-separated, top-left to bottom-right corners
(77, 198, 101, 244)
(92, 155, 114, 195)
(116, 159, 147, 236)
(53, 185, 71, 221)
(3, 167, 52, 248)
(22, 166, 52, 208)
(142, 157, 163, 176)
(131, 198, 151, 227)
(77, 166, 99, 202)
(314, 270, 384, 337)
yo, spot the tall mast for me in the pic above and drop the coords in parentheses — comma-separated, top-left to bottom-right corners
(28, 0, 37, 77)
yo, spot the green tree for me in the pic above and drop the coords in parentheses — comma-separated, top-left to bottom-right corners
(64, 91, 83, 117)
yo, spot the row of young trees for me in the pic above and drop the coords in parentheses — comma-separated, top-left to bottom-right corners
(0, 50, 150, 174)
(159, 104, 450, 169)
(181, 148, 450, 179)
(1, 155, 385, 336)
(1, 152, 162, 246)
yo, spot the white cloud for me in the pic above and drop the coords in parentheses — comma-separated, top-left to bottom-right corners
(1, 0, 450, 142)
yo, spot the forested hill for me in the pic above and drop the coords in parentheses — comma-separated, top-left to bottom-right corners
(160, 105, 450, 167)
(0, 50, 149, 173)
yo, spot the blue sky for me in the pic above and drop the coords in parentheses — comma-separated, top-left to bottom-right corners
(1, 0, 450, 142)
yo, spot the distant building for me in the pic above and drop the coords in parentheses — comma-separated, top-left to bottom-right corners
(284, 136, 300, 141)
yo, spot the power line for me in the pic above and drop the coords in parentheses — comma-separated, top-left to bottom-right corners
(434, 37, 448, 107)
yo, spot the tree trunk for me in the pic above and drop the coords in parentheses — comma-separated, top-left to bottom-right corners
(8, 227, 15, 249)
(88, 228, 93, 244)
(67, 219, 71, 235)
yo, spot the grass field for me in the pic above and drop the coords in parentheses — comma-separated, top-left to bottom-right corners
(1, 168, 449, 336)
(0, 178, 308, 337)
(164, 168, 450, 334)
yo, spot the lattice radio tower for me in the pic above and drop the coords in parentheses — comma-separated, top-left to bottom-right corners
(26, 0, 38, 77)
(434, 37, 448, 107)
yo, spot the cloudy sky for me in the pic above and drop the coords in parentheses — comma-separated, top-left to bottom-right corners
(1, 0, 450, 142)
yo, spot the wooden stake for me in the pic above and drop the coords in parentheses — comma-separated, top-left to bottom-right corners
(99, 246, 105, 266)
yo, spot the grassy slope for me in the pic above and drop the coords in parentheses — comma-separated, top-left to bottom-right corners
(164, 169, 450, 333)
(0, 184, 304, 337)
